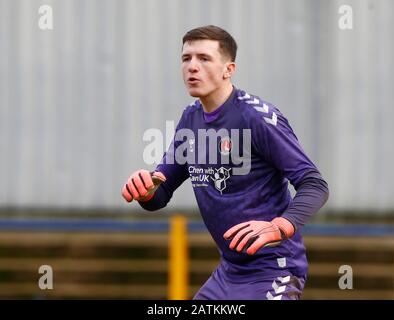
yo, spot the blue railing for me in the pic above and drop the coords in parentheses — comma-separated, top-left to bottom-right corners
(0, 219, 394, 236)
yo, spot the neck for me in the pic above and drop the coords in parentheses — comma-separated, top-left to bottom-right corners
(200, 83, 233, 113)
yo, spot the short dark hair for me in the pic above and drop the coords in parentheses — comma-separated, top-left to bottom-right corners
(182, 25, 237, 62)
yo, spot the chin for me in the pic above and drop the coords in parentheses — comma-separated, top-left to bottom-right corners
(187, 88, 204, 98)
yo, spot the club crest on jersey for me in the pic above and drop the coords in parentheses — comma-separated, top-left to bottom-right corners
(211, 167, 231, 194)
(218, 137, 232, 156)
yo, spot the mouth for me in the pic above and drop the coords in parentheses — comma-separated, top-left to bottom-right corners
(187, 77, 200, 85)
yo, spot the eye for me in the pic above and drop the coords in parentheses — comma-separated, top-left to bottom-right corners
(182, 56, 190, 62)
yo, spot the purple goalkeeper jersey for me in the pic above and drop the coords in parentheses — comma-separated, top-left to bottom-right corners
(141, 87, 328, 278)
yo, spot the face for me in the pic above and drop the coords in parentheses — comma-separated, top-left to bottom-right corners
(181, 40, 233, 98)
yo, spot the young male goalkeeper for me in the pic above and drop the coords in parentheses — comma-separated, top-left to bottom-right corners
(122, 25, 329, 300)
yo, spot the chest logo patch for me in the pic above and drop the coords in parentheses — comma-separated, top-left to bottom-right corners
(218, 137, 232, 156)
(211, 167, 231, 194)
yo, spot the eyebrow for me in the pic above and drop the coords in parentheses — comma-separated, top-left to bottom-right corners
(181, 53, 213, 59)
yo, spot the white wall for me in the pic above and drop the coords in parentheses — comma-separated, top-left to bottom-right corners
(0, 0, 393, 211)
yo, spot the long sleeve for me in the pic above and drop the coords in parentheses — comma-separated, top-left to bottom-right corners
(139, 112, 190, 211)
(282, 171, 329, 230)
(248, 101, 329, 228)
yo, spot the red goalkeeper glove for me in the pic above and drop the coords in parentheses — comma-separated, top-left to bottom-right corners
(122, 170, 166, 203)
(223, 217, 295, 255)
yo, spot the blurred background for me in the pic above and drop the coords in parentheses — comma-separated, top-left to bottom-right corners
(0, 0, 393, 299)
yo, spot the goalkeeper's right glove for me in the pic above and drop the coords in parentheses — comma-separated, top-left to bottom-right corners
(122, 170, 166, 203)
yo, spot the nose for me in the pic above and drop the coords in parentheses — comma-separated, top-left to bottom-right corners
(188, 57, 199, 73)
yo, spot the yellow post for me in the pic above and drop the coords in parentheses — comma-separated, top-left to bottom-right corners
(168, 215, 189, 300)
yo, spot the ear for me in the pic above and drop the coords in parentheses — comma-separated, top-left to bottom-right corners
(223, 62, 236, 79)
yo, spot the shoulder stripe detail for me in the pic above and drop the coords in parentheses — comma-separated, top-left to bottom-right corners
(254, 104, 269, 113)
(245, 98, 260, 105)
(237, 92, 251, 100)
(264, 112, 277, 126)
(254, 103, 277, 126)
(239, 91, 278, 126)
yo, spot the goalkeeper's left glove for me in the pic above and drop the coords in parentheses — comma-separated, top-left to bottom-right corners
(223, 217, 295, 255)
